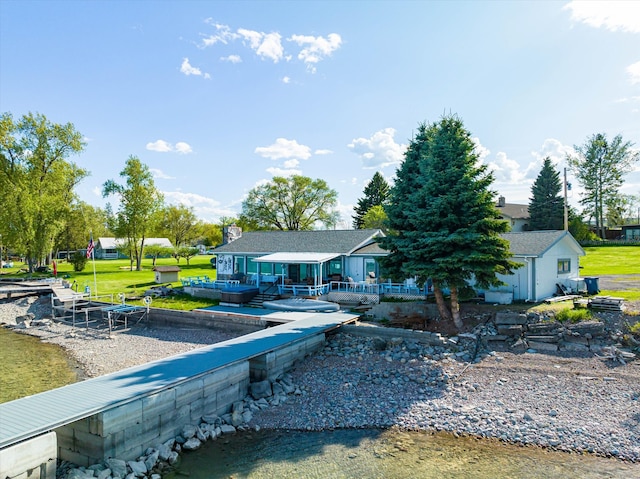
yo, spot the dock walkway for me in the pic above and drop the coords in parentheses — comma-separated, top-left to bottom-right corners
(0, 310, 359, 449)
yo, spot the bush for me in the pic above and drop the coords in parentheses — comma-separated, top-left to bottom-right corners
(555, 307, 592, 323)
(70, 251, 88, 272)
(629, 321, 640, 338)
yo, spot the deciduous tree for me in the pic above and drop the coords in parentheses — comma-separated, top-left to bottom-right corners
(529, 157, 564, 230)
(103, 156, 164, 270)
(0, 112, 87, 271)
(379, 115, 520, 330)
(240, 175, 339, 230)
(567, 133, 639, 239)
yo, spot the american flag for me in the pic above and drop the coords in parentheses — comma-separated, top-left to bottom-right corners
(86, 237, 94, 258)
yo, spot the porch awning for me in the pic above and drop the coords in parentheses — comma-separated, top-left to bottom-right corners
(253, 252, 340, 264)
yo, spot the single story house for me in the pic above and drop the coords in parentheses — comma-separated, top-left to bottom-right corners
(481, 230, 586, 303)
(211, 228, 585, 303)
(211, 229, 386, 287)
(92, 238, 173, 259)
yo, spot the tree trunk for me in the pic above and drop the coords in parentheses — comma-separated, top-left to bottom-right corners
(432, 283, 452, 321)
(450, 285, 464, 330)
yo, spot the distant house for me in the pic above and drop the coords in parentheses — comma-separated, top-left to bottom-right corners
(496, 196, 530, 232)
(479, 230, 585, 303)
(621, 224, 640, 240)
(93, 238, 173, 259)
(211, 229, 386, 285)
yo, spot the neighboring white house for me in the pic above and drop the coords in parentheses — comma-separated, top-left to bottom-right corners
(481, 230, 586, 303)
(93, 238, 173, 259)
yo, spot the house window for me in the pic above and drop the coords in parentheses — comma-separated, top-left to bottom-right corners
(557, 259, 571, 274)
(234, 256, 245, 274)
(327, 258, 342, 276)
(247, 256, 258, 274)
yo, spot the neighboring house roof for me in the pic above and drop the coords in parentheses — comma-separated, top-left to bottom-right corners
(97, 238, 173, 249)
(501, 231, 585, 257)
(212, 229, 384, 256)
(352, 241, 388, 256)
(496, 203, 530, 220)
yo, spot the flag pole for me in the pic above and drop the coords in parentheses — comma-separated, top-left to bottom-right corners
(92, 242, 97, 299)
(87, 233, 98, 299)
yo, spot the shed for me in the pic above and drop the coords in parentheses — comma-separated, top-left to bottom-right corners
(153, 266, 181, 284)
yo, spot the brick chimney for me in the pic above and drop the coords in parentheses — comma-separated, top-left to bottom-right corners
(497, 196, 506, 207)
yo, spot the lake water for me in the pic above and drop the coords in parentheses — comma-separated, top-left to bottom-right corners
(0, 326, 79, 403)
(168, 428, 640, 479)
(2, 327, 638, 478)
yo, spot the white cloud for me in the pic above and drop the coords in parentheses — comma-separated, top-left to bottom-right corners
(266, 166, 302, 177)
(255, 138, 312, 160)
(163, 190, 238, 222)
(627, 61, 640, 84)
(180, 58, 203, 76)
(146, 139, 193, 154)
(282, 158, 299, 169)
(200, 21, 239, 47)
(314, 149, 333, 155)
(472, 137, 491, 162)
(530, 138, 575, 166)
(288, 33, 342, 68)
(174, 142, 193, 154)
(146, 140, 173, 152)
(486, 151, 528, 184)
(150, 168, 175, 180)
(348, 128, 406, 168)
(221, 54, 242, 63)
(563, 1, 640, 33)
(282, 76, 291, 84)
(238, 29, 284, 63)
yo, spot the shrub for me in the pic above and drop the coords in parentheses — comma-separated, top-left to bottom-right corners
(555, 307, 592, 323)
(70, 251, 88, 272)
(629, 321, 640, 338)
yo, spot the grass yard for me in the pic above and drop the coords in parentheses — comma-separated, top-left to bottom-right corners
(580, 246, 640, 276)
(0, 254, 218, 310)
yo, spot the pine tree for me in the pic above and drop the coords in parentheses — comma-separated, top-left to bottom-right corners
(529, 157, 564, 230)
(379, 115, 520, 329)
(352, 172, 390, 229)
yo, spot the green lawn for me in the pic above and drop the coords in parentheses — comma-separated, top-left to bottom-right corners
(580, 246, 640, 276)
(0, 255, 218, 310)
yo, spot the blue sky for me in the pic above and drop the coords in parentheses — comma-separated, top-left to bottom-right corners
(1, 1, 639, 226)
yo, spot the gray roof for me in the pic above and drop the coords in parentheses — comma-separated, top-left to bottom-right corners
(212, 229, 384, 255)
(497, 203, 530, 220)
(501, 231, 585, 257)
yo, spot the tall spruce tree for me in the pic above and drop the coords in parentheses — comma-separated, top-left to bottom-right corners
(378, 115, 520, 329)
(352, 171, 390, 229)
(529, 157, 564, 230)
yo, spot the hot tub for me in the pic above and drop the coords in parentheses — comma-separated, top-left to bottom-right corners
(220, 286, 259, 304)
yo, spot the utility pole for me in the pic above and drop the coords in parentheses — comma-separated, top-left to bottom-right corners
(564, 168, 569, 231)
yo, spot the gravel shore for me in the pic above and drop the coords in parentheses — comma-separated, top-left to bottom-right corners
(2, 295, 639, 463)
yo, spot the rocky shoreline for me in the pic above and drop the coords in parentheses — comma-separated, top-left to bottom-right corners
(1, 295, 639, 476)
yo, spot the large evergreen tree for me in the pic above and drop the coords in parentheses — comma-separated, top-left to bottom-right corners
(567, 133, 639, 239)
(379, 115, 520, 329)
(353, 172, 390, 229)
(528, 157, 564, 230)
